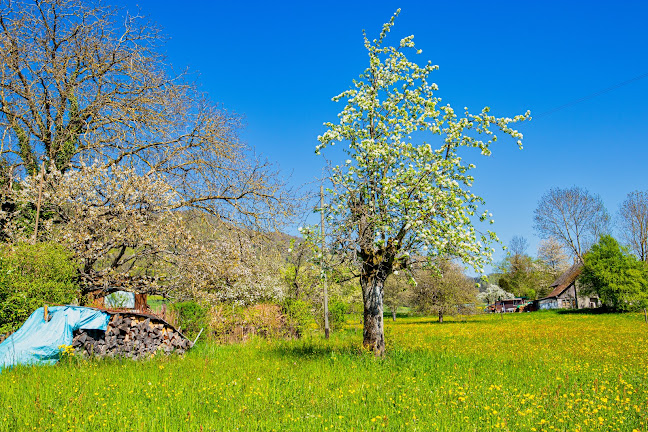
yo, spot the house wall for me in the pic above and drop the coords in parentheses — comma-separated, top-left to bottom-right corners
(539, 299, 558, 310)
(555, 282, 600, 309)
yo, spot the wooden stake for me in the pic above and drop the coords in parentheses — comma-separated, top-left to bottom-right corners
(321, 184, 329, 339)
(644, 308, 647, 323)
(193, 328, 204, 345)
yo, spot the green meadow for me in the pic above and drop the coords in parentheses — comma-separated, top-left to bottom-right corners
(1, 311, 647, 431)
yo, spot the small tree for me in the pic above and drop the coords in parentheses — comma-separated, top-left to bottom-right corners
(537, 237, 570, 276)
(477, 284, 514, 305)
(315, 11, 529, 354)
(500, 236, 539, 299)
(280, 238, 320, 301)
(580, 235, 648, 311)
(383, 271, 411, 321)
(15, 163, 180, 297)
(409, 260, 477, 323)
(496, 253, 555, 300)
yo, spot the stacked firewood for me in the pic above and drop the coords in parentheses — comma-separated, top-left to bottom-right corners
(72, 313, 192, 359)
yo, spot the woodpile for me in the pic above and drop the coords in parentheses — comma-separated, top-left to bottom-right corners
(72, 312, 192, 359)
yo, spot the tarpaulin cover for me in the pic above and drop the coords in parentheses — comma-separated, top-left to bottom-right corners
(0, 306, 110, 370)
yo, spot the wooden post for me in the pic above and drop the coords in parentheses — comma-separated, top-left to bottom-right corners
(32, 162, 45, 244)
(320, 184, 329, 339)
(43, 304, 48, 322)
(644, 308, 647, 323)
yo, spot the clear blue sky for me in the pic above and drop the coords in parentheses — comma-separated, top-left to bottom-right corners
(119, 0, 648, 270)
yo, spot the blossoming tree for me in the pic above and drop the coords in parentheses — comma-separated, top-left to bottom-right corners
(316, 11, 529, 354)
(14, 163, 283, 304)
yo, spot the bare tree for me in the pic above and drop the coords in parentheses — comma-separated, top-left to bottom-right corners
(509, 235, 529, 257)
(533, 186, 609, 262)
(508, 235, 529, 275)
(0, 0, 293, 231)
(618, 191, 648, 262)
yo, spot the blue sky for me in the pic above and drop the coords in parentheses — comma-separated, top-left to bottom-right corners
(119, 0, 648, 270)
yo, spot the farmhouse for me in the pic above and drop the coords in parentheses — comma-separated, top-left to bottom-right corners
(536, 262, 599, 310)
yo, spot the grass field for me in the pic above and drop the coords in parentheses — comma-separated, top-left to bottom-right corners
(1, 311, 647, 431)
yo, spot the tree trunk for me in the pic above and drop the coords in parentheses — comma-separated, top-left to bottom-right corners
(134, 293, 148, 311)
(392, 306, 397, 322)
(438, 310, 443, 323)
(360, 271, 386, 356)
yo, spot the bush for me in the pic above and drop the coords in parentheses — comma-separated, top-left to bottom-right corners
(315, 298, 348, 332)
(0, 242, 79, 333)
(281, 298, 313, 337)
(210, 303, 303, 343)
(581, 235, 648, 311)
(328, 299, 348, 330)
(169, 301, 210, 340)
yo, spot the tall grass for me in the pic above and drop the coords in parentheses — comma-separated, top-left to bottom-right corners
(1, 311, 647, 431)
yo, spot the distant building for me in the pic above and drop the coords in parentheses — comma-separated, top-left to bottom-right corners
(536, 263, 599, 310)
(487, 298, 527, 313)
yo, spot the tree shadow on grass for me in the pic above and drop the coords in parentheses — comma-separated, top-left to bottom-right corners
(392, 319, 479, 326)
(269, 345, 335, 359)
(556, 307, 616, 315)
(382, 312, 413, 319)
(267, 335, 375, 360)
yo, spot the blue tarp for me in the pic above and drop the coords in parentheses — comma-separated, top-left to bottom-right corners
(0, 306, 110, 370)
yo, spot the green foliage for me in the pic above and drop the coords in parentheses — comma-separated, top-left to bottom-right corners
(581, 235, 648, 311)
(409, 259, 477, 321)
(211, 303, 302, 342)
(0, 242, 79, 333)
(169, 301, 209, 339)
(495, 254, 555, 300)
(327, 298, 348, 331)
(281, 298, 313, 337)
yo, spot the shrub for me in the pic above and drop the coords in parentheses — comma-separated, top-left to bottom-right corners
(315, 298, 348, 332)
(581, 235, 648, 311)
(210, 303, 303, 343)
(168, 301, 210, 340)
(281, 298, 313, 337)
(0, 242, 79, 333)
(328, 299, 348, 330)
